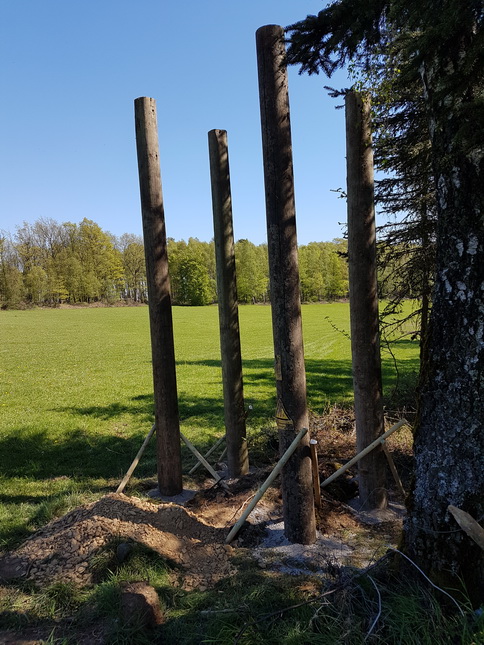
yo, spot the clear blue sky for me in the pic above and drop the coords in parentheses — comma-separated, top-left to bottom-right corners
(0, 1, 350, 246)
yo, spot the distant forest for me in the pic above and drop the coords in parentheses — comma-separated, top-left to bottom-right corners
(0, 217, 352, 308)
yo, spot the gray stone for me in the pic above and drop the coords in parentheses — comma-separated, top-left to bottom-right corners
(116, 542, 133, 563)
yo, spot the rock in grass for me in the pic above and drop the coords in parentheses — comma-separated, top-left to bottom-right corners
(116, 542, 133, 564)
(119, 581, 164, 628)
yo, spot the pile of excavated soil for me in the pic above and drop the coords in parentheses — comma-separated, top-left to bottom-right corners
(0, 478, 405, 594)
(0, 493, 236, 591)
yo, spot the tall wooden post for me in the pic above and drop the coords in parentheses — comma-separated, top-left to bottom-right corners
(256, 25, 316, 544)
(134, 96, 182, 496)
(208, 129, 249, 478)
(345, 90, 387, 510)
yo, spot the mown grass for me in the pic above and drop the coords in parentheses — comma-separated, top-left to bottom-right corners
(0, 302, 419, 550)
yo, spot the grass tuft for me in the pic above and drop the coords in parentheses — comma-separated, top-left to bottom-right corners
(41, 629, 71, 645)
(33, 581, 85, 619)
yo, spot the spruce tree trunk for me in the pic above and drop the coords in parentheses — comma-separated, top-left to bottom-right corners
(404, 57, 484, 602)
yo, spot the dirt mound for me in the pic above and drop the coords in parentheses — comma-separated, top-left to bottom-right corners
(0, 493, 235, 591)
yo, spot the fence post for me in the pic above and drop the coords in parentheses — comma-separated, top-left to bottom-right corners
(208, 129, 249, 478)
(134, 96, 182, 496)
(345, 90, 387, 510)
(256, 25, 316, 544)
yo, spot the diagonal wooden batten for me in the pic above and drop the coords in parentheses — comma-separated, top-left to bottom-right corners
(116, 424, 156, 494)
(180, 432, 224, 486)
(382, 441, 406, 498)
(310, 439, 322, 508)
(188, 435, 226, 475)
(320, 419, 409, 490)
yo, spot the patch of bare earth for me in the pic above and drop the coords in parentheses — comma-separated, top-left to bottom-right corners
(0, 409, 413, 642)
(0, 494, 235, 593)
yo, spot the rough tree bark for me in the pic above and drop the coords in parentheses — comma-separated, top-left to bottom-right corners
(404, 54, 484, 602)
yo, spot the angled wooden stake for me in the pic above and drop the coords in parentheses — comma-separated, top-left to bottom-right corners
(320, 419, 408, 489)
(116, 424, 156, 494)
(381, 441, 406, 498)
(226, 427, 308, 544)
(188, 435, 226, 475)
(448, 505, 484, 551)
(310, 439, 322, 508)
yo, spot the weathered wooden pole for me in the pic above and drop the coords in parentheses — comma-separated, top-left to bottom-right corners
(208, 129, 249, 478)
(134, 96, 182, 496)
(256, 24, 316, 544)
(345, 90, 387, 510)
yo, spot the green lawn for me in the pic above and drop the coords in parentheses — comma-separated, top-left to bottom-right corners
(0, 303, 419, 550)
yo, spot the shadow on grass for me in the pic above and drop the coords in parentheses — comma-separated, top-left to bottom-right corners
(0, 427, 157, 481)
(175, 357, 356, 409)
(0, 353, 418, 547)
(174, 355, 418, 413)
(2, 356, 419, 482)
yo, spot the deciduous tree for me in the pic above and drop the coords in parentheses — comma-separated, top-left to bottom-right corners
(0, 235, 23, 308)
(116, 234, 147, 302)
(235, 239, 269, 303)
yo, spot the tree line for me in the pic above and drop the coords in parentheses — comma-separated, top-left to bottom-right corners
(0, 218, 350, 308)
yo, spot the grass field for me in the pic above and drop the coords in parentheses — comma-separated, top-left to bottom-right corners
(0, 303, 419, 551)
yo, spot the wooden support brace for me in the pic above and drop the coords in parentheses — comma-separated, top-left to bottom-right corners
(225, 427, 308, 544)
(320, 419, 409, 490)
(217, 445, 228, 463)
(310, 439, 322, 509)
(181, 432, 228, 490)
(381, 441, 406, 498)
(188, 435, 226, 475)
(117, 427, 231, 496)
(116, 424, 156, 494)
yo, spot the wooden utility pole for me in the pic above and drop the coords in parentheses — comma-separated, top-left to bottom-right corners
(256, 24, 316, 544)
(208, 129, 249, 478)
(345, 90, 387, 510)
(134, 96, 182, 496)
